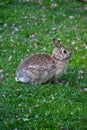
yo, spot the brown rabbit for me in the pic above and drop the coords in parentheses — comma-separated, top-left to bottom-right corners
(15, 39, 72, 85)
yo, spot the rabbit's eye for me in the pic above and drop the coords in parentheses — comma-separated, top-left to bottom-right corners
(63, 50, 66, 53)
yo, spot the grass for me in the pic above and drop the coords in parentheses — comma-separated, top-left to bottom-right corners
(0, 0, 87, 129)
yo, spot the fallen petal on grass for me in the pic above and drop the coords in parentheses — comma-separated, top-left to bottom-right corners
(12, 31, 15, 35)
(33, 43, 38, 48)
(51, 3, 57, 9)
(79, 70, 84, 74)
(72, 41, 76, 45)
(69, 16, 75, 19)
(0, 69, 4, 73)
(85, 46, 87, 49)
(84, 88, 87, 92)
(0, 75, 4, 79)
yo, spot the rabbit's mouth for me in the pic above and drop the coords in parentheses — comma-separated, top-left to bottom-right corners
(63, 57, 70, 61)
(63, 53, 72, 61)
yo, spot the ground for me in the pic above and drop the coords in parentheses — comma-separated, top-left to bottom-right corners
(0, 0, 87, 129)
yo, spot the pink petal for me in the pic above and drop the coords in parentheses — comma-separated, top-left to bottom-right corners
(0, 75, 4, 79)
(12, 31, 15, 35)
(0, 69, 4, 73)
(79, 70, 84, 74)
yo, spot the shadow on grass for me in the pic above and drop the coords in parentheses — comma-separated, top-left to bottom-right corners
(58, 67, 87, 88)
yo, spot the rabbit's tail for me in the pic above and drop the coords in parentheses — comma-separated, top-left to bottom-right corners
(15, 70, 32, 83)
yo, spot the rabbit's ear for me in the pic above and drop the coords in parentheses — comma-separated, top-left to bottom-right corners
(53, 38, 61, 48)
(53, 38, 56, 45)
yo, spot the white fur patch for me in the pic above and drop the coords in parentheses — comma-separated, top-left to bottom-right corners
(19, 77, 27, 83)
(15, 77, 19, 82)
(15, 76, 28, 83)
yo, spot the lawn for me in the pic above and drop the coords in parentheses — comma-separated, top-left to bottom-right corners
(0, 0, 87, 129)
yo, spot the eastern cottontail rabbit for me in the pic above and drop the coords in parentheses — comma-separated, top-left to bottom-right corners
(15, 39, 71, 84)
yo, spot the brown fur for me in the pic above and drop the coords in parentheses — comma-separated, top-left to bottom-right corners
(15, 39, 71, 85)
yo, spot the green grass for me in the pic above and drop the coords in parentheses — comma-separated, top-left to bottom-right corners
(0, 0, 87, 129)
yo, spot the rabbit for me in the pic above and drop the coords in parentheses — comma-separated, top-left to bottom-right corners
(15, 39, 72, 85)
